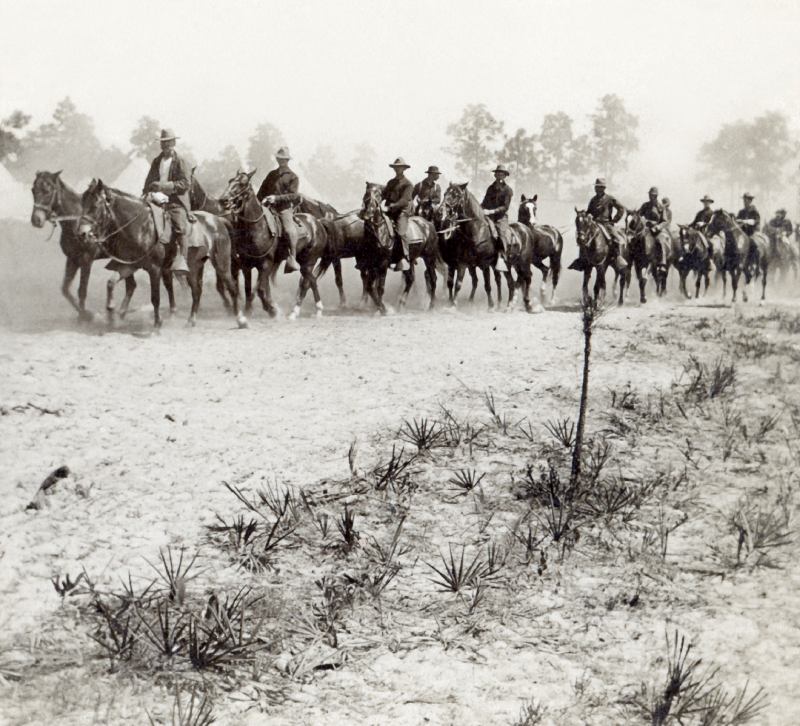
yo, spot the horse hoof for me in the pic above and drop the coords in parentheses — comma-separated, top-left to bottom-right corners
(237, 316, 249, 329)
(187, 318, 197, 328)
(169, 307, 177, 316)
(78, 310, 94, 323)
(288, 308, 299, 321)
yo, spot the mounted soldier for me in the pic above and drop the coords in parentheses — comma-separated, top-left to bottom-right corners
(585, 177, 627, 269)
(382, 157, 414, 272)
(412, 165, 442, 221)
(766, 208, 793, 239)
(661, 197, 673, 226)
(691, 195, 715, 232)
(736, 193, 760, 237)
(143, 128, 193, 274)
(257, 146, 301, 272)
(480, 163, 513, 272)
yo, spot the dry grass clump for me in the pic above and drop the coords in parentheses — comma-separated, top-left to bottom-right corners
(628, 630, 767, 725)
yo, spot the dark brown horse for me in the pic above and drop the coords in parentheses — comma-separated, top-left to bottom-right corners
(297, 196, 372, 309)
(438, 182, 514, 308)
(78, 180, 241, 328)
(514, 194, 563, 307)
(30, 170, 115, 321)
(573, 210, 630, 305)
(219, 171, 332, 319)
(676, 225, 712, 299)
(359, 183, 440, 313)
(706, 210, 768, 302)
(624, 209, 661, 303)
(763, 224, 798, 283)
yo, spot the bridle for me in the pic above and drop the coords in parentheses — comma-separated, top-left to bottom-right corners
(575, 212, 601, 248)
(78, 187, 154, 265)
(222, 179, 267, 225)
(439, 189, 474, 238)
(360, 188, 392, 240)
(32, 178, 80, 238)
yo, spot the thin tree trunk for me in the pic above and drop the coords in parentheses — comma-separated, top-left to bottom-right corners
(570, 306, 593, 487)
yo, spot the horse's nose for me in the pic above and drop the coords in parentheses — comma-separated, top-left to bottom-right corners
(77, 222, 94, 239)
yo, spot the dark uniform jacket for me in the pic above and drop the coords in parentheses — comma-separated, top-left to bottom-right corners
(383, 176, 414, 218)
(736, 205, 760, 236)
(413, 179, 442, 206)
(257, 167, 300, 212)
(143, 152, 191, 210)
(767, 216, 793, 236)
(691, 208, 713, 230)
(638, 199, 665, 226)
(587, 192, 625, 225)
(481, 180, 513, 220)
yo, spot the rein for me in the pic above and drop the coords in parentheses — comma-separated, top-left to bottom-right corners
(82, 194, 157, 265)
(33, 180, 83, 238)
(225, 184, 278, 261)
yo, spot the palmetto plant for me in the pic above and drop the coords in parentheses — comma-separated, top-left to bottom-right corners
(425, 544, 484, 593)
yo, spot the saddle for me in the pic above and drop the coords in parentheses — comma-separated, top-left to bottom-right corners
(147, 202, 196, 246)
(263, 206, 309, 242)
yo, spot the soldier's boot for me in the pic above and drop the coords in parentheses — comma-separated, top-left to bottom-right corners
(610, 239, 628, 271)
(171, 234, 189, 275)
(393, 236, 411, 272)
(284, 227, 300, 273)
(493, 235, 509, 272)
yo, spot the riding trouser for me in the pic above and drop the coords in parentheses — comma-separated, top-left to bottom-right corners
(279, 209, 299, 261)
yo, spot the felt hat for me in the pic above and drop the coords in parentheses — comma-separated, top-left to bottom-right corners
(492, 164, 510, 175)
(594, 177, 607, 187)
(648, 186, 658, 195)
(743, 192, 754, 200)
(425, 165, 442, 175)
(389, 157, 410, 169)
(275, 147, 291, 160)
(700, 195, 714, 204)
(158, 129, 178, 142)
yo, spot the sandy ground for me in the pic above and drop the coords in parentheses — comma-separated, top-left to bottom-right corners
(1, 224, 799, 725)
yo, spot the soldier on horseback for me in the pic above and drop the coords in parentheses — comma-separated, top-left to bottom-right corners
(691, 195, 715, 232)
(143, 129, 193, 274)
(639, 187, 667, 233)
(382, 157, 414, 272)
(412, 165, 442, 220)
(481, 164, 513, 272)
(661, 197, 673, 226)
(736, 193, 760, 237)
(766, 209, 793, 238)
(257, 146, 301, 273)
(586, 177, 627, 269)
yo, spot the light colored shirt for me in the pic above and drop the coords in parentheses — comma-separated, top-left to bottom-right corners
(159, 156, 173, 184)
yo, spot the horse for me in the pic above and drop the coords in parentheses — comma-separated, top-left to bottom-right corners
(359, 183, 440, 313)
(676, 225, 712, 299)
(623, 209, 659, 304)
(77, 179, 243, 328)
(514, 194, 563, 306)
(706, 210, 768, 303)
(763, 224, 798, 284)
(295, 196, 371, 309)
(438, 182, 515, 308)
(219, 170, 332, 320)
(30, 170, 110, 321)
(572, 210, 631, 306)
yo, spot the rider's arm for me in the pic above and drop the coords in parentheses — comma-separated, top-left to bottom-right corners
(611, 197, 625, 224)
(273, 172, 300, 205)
(387, 180, 412, 213)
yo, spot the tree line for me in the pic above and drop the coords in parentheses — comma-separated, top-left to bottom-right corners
(1, 96, 797, 211)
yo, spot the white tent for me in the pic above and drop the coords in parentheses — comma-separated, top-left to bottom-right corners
(0, 163, 32, 220)
(110, 156, 151, 195)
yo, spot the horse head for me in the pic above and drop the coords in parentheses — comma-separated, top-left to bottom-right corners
(440, 182, 470, 240)
(706, 209, 733, 238)
(31, 170, 63, 228)
(625, 208, 646, 238)
(574, 208, 597, 249)
(219, 169, 257, 215)
(518, 194, 538, 225)
(360, 182, 384, 222)
(77, 178, 111, 243)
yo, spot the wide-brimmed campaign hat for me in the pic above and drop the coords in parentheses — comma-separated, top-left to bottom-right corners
(158, 129, 179, 142)
(389, 157, 410, 169)
(648, 186, 658, 195)
(425, 165, 442, 175)
(492, 164, 510, 175)
(743, 192, 754, 200)
(594, 177, 607, 187)
(700, 195, 714, 204)
(275, 146, 291, 160)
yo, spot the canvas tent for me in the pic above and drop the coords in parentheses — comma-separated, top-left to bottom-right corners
(0, 163, 32, 220)
(110, 156, 151, 195)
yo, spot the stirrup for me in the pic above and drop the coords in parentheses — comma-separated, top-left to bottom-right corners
(495, 256, 508, 273)
(171, 253, 189, 274)
(394, 259, 410, 272)
(284, 256, 300, 274)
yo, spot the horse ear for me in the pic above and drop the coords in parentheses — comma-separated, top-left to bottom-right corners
(247, 169, 257, 180)
(532, 194, 538, 202)
(365, 181, 370, 188)
(54, 170, 63, 177)
(520, 194, 527, 201)
(574, 206, 579, 213)
(459, 182, 468, 189)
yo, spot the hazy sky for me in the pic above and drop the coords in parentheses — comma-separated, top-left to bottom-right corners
(2, 0, 799, 215)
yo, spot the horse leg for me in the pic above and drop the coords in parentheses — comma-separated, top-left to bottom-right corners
(731, 268, 740, 303)
(453, 265, 467, 306)
(61, 257, 82, 316)
(333, 258, 346, 308)
(186, 250, 203, 327)
(596, 266, 607, 305)
(636, 261, 647, 304)
(215, 270, 233, 311)
(617, 268, 625, 306)
(289, 272, 311, 320)
(549, 253, 561, 305)
(424, 259, 437, 310)
(523, 270, 533, 312)
(505, 270, 516, 309)
(398, 266, 414, 308)
(532, 261, 548, 307)
(75, 260, 94, 321)
(148, 267, 162, 328)
(468, 266, 478, 302)
(447, 264, 456, 305)
(582, 269, 591, 307)
(213, 239, 247, 328)
(161, 270, 177, 314)
(106, 273, 123, 323)
(483, 266, 494, 309)
(761, 261, 768, 302)
(118, 274, 137, 318)
(376, 267, 389, 315)
(493, 268, 502, 306)
(259, 262, 278, 318)
(243, 267, 255, 313)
